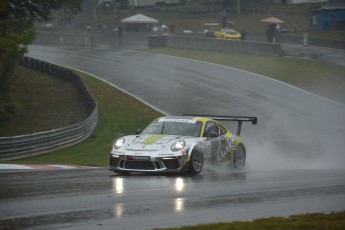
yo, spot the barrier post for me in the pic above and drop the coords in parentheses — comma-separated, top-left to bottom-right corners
(303, 32, 308, 46)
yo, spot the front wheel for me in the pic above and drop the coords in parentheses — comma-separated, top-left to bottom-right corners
(233, 144, 246, 170)
(188, 151, 203, 174)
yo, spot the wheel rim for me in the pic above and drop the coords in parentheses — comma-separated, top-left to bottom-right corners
(235, 147, 245, 169)
(192, 153, 203, 172)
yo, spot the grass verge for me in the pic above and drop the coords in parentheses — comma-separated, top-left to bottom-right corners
(154, 211, 345, 230)
(3, 70, 162, 166)
(0, 66, 89, 136)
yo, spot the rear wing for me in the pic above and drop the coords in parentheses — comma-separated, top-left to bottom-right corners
(183, 114, 257, 136)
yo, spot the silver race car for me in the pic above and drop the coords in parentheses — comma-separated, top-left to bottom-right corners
(109, 115, 257, 174)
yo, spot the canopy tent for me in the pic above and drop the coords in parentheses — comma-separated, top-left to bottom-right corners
(121, 14, 159, 24)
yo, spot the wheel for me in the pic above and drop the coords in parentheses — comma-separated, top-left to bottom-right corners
(233, 144, 246, 170)
(188, 151, 203, 174)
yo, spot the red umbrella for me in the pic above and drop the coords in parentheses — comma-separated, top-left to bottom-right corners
(260, 17, 285, 24)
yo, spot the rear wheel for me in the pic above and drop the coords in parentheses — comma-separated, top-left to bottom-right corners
(189, 151, 203, 174)
(233, 144, 246, 170)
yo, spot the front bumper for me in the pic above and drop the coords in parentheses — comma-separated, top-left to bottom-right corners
(109, 155, 189, 173)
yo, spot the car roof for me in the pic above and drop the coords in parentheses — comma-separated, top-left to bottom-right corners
(158, 116, 214, 123)
(223, 28, 237, 32)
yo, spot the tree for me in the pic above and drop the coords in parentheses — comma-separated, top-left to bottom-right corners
(0, 0, 81, 120)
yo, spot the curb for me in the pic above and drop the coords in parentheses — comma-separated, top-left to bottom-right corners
(0, 164, 98, 170)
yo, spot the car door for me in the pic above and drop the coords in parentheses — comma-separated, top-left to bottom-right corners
(202, 121, 229, 165)
(216, 123, 231, 163)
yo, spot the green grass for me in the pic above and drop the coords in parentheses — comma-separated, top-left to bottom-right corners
(154, 211, 345, 230)
(3, 69, 162, 166)
(0, 66, 89, 136)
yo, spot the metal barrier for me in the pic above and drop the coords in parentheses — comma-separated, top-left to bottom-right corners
(148, 35, 284, 57)
(279, 34, 345, 49)
(0, 57, 98, 160)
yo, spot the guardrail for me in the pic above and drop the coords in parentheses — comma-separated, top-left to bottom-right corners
(0, 57, 98, 160)
(148, 35, 284, 57)
(279, 34, 345, 50)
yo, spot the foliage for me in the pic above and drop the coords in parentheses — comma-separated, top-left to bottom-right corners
(0, 0, 81, 120)
(0, 20, 35, 119)
(0, 0, 81, 23)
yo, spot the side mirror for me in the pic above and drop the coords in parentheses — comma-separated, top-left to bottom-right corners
(136, 129, 142, 135)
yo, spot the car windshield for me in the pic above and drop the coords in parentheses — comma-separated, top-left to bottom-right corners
(141, 118, 202, 137)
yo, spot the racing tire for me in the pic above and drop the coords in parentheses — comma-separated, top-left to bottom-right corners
(233, 144, 246, 170)
(188, 151, 203, 175)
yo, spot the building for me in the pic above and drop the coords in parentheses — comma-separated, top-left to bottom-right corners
(312, 0, 345, 31)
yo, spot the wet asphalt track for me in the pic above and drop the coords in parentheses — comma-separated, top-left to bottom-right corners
(0, 44, 345, 229)
(1, 168, 345, 230)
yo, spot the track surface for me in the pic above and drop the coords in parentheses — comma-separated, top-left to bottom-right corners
(1, 45, 344, 229)
(1, 168, 345, 230)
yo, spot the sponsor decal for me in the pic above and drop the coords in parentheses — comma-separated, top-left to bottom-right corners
(143, 134, 167, 144)
(231, 135, 239, 149)
(127, 156, 150, 161)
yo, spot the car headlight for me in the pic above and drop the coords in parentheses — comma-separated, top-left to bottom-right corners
(171, 140, 186, 152)
(114, 138, 125, 149)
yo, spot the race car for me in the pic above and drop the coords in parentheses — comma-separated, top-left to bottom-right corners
(215, 28, 241, 40)
(109, 115, 257, 174)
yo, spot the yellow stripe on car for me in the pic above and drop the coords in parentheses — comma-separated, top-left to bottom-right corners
(143, 134, 167, 144)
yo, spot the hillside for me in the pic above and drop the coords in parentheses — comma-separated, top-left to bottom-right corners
(0, 66, 89, 136)
(92, 2, 345, 40)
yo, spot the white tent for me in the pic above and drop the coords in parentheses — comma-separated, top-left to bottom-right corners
(121, 14, 159, 24)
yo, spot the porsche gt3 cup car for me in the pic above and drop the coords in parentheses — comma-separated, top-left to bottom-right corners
(215, 28, 241, 40)
(109, 115, 257, 174)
